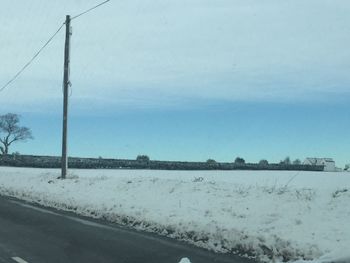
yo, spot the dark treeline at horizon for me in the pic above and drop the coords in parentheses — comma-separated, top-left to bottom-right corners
(0, 154, 324, 171)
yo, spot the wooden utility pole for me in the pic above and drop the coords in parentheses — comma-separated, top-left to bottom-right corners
(61, 15, 71, 179)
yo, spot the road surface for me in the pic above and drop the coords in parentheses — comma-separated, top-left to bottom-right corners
(0, 196, 256, 263)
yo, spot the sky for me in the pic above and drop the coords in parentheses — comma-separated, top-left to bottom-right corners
(0, 0, 349, 166)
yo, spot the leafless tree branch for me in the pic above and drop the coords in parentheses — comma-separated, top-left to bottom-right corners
(0, 113, 33, 155)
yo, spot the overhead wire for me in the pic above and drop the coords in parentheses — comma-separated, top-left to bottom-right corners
(68, 0, 111, 100)
(71, 0, 111, 20)
(0, 0, 111, 94)
(0, 22, 65, 93)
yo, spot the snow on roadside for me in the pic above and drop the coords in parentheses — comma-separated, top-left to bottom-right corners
(178, 258, 191, 263)
(0, 167, 349, 262)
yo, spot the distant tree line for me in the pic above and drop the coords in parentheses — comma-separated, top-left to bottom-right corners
(0, 113, 346, 172)
(0, 154, 325, 171)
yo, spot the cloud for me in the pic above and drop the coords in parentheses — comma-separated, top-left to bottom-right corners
(1, 0, 350, 113)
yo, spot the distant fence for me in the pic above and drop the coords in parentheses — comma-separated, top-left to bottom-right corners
(0, 154, 325, 171)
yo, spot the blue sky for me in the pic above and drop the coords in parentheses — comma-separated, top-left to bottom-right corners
(0, 1, 349, 167)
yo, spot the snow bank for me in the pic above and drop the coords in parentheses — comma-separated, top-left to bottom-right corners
(178, 258, 191, 263)
(0, 167, 349, 262)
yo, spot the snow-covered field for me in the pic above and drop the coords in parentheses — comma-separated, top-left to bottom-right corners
(0, 167, 349, 262)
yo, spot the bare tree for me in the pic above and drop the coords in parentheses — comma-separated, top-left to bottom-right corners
(259, 159, 269, 166)
(0, 113, 33, 155)
(293, 159, 301, 165)
(234, 157, 245, 164)
(280, 156, 291, 165)
(136, 155, 150, 162)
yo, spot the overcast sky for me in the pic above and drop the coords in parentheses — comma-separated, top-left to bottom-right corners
(0, 1, 349, 166)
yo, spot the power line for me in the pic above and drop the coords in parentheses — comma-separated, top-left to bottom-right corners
(0, 22, 65, 93)
(71, 0, 111, 20)
(1, 1, 110, 93)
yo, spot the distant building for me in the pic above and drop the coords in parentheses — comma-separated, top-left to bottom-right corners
(303, 158, 336, 172)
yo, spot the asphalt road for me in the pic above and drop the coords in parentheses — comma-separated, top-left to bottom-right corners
(0, 196, 257, 263)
